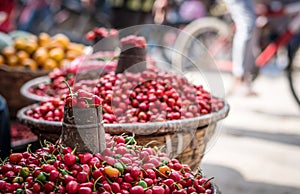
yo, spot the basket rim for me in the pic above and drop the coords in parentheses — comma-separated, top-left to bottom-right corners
(211, 181, 221, 194)
(20, 76, 52, 102)
(17, 102, 230, 134)
(0, 64, 49, 74)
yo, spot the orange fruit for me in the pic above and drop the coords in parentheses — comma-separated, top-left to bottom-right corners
(24, 39, 38, 54)
(0, 55, 4, 65)
(33, 47, 49, 65)
(67, 43, 84, 54)
(7, 55, 19, 66)
(38, 32, 51, 46)
(66, 50, 80, 60)
(104, 166, 120, 179)
(17, 50, 29, 63)
(46, 40, 65, 50)
(52, 33, 70, 49)
(49, 47, 64, 62)
(43, 58, 58, 70)
(14, 38, 27, 50)
(158, 165, 171, 176)
(23, 58, 38, 70)
(2, 47, 15, 57)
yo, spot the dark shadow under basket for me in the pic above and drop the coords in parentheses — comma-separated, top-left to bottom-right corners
(0, 65, 49, 117)
(17, 103, 229, 170)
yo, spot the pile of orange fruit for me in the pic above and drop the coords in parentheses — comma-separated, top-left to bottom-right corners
(0, 33, 85, 71)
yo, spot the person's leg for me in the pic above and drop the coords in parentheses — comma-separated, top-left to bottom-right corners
(225, 0, 257, 95)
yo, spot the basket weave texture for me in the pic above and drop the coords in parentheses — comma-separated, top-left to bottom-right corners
(18, 103, 229, 170)
(0, 65, 48, 117)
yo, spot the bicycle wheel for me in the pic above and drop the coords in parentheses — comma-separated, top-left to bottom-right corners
(173, 17, 232, 71)
(288, 43, 300, 106)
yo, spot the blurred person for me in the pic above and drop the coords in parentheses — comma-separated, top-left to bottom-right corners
(49, 0, 111, 42)
(160, 0, 207, 25)
(110, 0, 169, 28)
(0, 95, 11, 160)
(0, 0, 16, 32)
(224, 0, 259, 96)
(80, 0, 112, 27)
(153, 0, 168, 24)
(17, 0, 54, 34)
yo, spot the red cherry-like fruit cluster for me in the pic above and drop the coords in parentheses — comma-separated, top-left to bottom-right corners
(92, 68, 223, 123)
(86, 27, 118, 42)
(25, 66, 224, 124)
(0, 135, 214, 193)
(65, 89, 103, 108)
(28, 52, 117, 98)
(25, 99, 64, 121)
(120, 35, 147, 48)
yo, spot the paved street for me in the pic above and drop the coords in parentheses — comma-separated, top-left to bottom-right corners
(200, 72, 300, 193)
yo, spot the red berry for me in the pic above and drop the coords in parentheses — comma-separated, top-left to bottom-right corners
(66, 180, 79, 194)
(64, 153, 76, 166)
(78, 186, 92, 194)
(130, 185, 144, 194)
(152, 185, 165, 194)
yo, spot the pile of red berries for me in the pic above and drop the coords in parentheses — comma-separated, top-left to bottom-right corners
(26, 65, 224, 124)
(97, 69, 223, 123)
(25, 82, 104, 120)
(65, 89, 103, 108)
(120, 35, 147, 48)
(25, 99, 64, 122)
(86, 27, 118, 42)
(0, 135, 214, 193)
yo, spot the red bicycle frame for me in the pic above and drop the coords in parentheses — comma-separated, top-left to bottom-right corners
(256, 2, 300, 67)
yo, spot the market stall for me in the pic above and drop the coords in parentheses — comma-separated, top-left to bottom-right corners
(0, 26, 228, 193)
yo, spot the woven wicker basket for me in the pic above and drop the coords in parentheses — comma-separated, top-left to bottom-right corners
(0, 65, 49, 117)
(17, 102, 229, 169)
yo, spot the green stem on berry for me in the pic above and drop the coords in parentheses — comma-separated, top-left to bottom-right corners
(173, 182, 182, 190)
(35, 179, 45, 186)
(24, 183, 29, 194)
(71, 143, 78, 154)
(63, 80, 73, 95)
(59, 167, 73, 175)
(203, 177, 214, 186)
(105, 175, 113, 184)
(93, 176, 103, 192)
(36, 153, 47, 164)
(27, 144, 38, 159)
(0, 157, 7, 165)
(0, 177, 8, 181)
(196, 167, 203, 176)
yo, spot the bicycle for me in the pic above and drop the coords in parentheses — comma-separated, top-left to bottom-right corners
(173, 0, 300, 106)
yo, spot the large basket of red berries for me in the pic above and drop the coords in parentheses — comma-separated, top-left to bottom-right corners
(18, 34, 229, 170)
